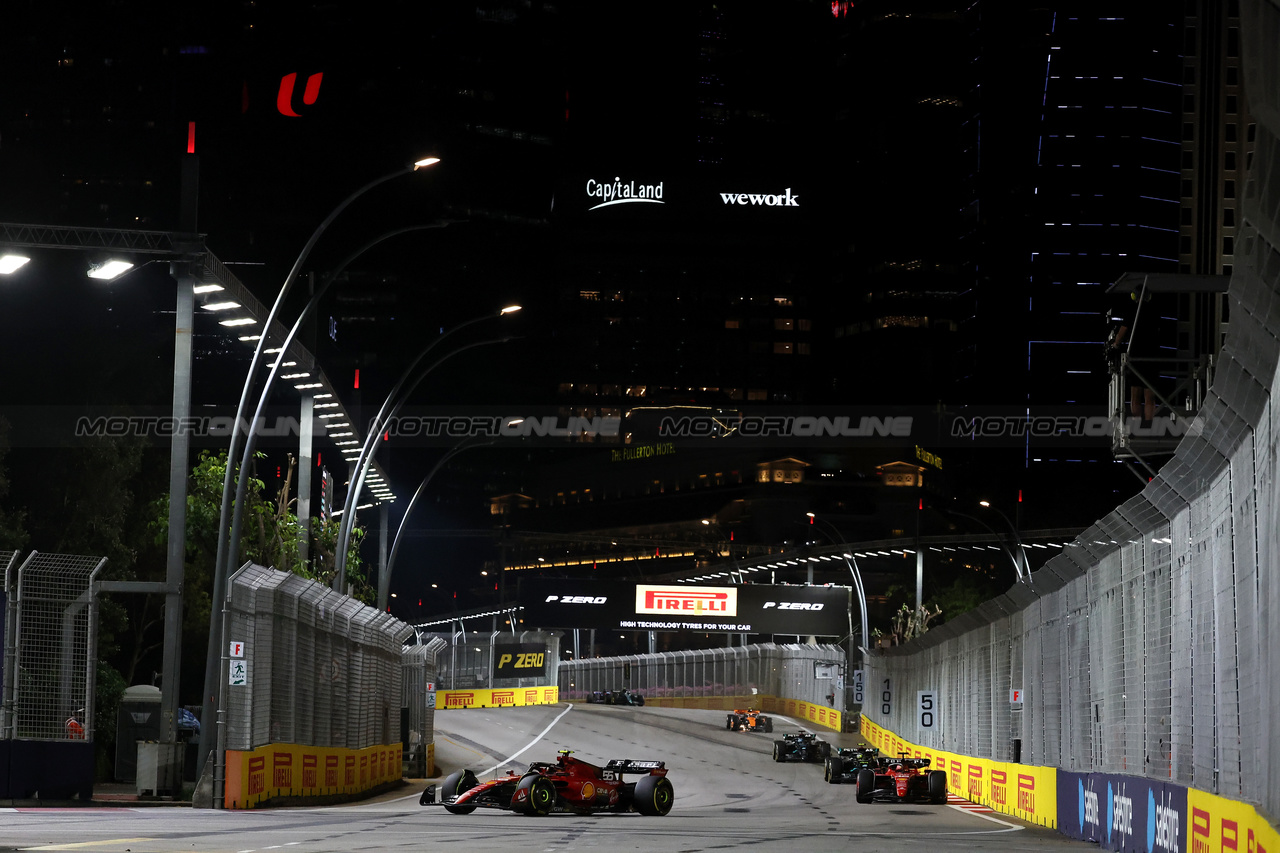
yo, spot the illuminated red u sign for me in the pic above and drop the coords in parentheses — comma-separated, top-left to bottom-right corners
(277, 72, 324, 117)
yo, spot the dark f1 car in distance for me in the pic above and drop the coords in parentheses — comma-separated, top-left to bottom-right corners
(855, 753, 948, 804)
(824, 746, 883, 784)
(726, 708, 773, 732)
(420, 749, 674, 816)
(586, 689, 646, 706)
(772, 731, 831, 763)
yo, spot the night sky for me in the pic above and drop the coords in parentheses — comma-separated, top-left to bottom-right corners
(1, 1, 1163, 621)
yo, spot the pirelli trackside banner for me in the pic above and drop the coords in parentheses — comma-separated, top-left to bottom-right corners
(517, 579, 849, 636)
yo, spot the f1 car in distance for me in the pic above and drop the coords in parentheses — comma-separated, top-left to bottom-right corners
(726, 708, 773, 732)
(584, 689, 645, 706)
(420, 749, 674, 816)
(855, 753, 948, 804)
(824, 746, 883, 784)
(772, 731, 831, 763)
(610, 688, 646, 706)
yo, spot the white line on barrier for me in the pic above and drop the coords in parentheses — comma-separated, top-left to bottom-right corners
(946, 802, 1025, 830)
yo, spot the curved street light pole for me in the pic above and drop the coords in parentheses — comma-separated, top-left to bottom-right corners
(945, 506, 1026, 584)
(979, 500, 1029, 583)
(380, 437, 497, 611)
(333, 307, 521, 590)
(224, 222, 449, 590)
(199, 159, 438, 798)
(805, 514, 870, 664)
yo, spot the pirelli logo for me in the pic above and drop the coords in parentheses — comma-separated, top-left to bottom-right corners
(636, 585, 737, 617)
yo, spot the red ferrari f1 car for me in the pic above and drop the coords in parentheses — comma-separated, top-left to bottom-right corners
(855, 753, 948, 804)
(420, 749, 674, 816)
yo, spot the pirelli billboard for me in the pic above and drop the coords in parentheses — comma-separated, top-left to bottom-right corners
(517, 578, 849, 636)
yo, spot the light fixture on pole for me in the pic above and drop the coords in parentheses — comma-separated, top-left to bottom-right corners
(333, 306, 521, 590)
(381, 431, 513, 611)
(979, 500, 1029, 582)
(805, 513, 870, 669)
(0, 254, 30, 274)
(201, 157, 441, 804)
(87, 259, 135, 280)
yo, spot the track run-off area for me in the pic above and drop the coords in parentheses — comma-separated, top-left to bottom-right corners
(0, 705, 1088, 853)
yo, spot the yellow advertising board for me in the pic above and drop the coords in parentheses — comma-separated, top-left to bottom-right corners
(859, 716, 1057, 829)
(1187, 787, 1280, 853)
(775, 697, 843, 733)
(224, 742, 402, 809)
(437, 685, 559, 710)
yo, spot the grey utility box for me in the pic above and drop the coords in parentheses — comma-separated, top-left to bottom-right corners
(114, 685, 162, 782)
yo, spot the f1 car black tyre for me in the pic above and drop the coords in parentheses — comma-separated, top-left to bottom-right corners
(726, 716, 736, 730)
(824, 758, 840, 784)
(516, 773, 557, 816)
(635, 694, 645, 706)
(772, 741, 785, 762)
(442, 769, 479, 814)
(818, 741, 831, 760)
(633, 774, 674, 816)
(764, 717, 773, 733)
(855, 768, 875, 803)
(928, 770, 948, 804)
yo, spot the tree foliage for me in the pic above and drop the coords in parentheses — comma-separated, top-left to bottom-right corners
(149, 450, 370, 607)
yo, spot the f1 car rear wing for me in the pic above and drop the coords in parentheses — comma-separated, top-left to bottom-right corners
(603, 759, 667, 775)
(894, 753, 932, 768)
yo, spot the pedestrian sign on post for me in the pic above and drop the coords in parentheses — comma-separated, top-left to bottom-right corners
(230, 659, 248, 686)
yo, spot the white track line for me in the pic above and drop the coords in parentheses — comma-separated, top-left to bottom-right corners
(388, 703, 575, 804)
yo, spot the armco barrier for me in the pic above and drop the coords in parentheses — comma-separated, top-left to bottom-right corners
(437, 686, 559, 710)
(223, 742, 402, 809)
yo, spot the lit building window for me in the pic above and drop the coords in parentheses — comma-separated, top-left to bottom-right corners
(773, 342, 794, 355)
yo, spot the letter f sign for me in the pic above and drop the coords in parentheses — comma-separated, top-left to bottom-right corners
(277, 72, 323, 117)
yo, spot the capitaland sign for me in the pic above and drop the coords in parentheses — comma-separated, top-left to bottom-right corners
(719, 188, 800, 207)
(586, 177, 665, 211)
(635, 585, 737, 617)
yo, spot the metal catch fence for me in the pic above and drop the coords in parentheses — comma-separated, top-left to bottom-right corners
(861, 50, 1280, 819)
(224, 563, 413, 751)
(559, 643, 846, 709)
(1, 552, 104, 741)
(420, 630, 562, 691)
(402, 636, 445, 776)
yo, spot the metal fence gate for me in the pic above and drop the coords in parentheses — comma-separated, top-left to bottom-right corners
(2, 552, 105, 741)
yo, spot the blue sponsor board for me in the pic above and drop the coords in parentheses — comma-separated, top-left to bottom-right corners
(1058, 771, 1186, 853)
